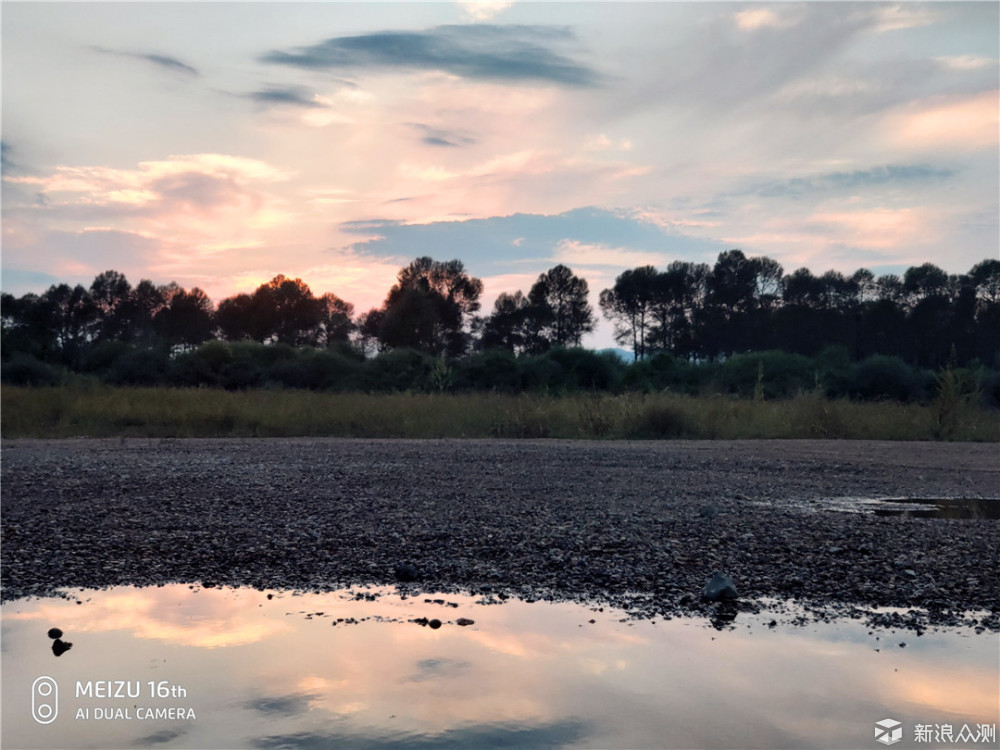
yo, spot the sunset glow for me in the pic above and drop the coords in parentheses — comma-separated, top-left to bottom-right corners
(2, 2, 997, 346)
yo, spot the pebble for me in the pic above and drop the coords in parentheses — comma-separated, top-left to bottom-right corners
(1, 440, 997, 634)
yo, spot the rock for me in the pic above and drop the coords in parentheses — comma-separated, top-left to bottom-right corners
(47, 628, 63, 639)
(701, 572, 738, 602)
(394, 563, 418, 582)
(428, 619, 442, 629)
(456, 618, 475, 626)
(698, 505, 718, 520)
(51, 639, 72, 657)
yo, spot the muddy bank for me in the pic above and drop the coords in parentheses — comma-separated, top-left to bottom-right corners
(2, 439, 997, 630)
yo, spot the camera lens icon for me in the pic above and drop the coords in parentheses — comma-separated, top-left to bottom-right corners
(32, 676, 58, 724)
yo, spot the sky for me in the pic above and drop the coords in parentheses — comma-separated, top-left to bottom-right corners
(2, 1, 998, 348)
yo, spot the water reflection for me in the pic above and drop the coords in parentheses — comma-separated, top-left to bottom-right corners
(872, 497, 1000, 520)
(2, 585, 996, 749)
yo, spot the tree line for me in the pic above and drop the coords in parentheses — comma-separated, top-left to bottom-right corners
(3, 252, 997, 372)
(599, 251, 999, 368)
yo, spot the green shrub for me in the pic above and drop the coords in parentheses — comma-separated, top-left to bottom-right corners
(455, 349, 521, 392)
(104, 350, 170, 386)
(193, 339, 233, 370)
(80, 340, 134, 374)
(848, 355, 922, 402)
(171, 354, 216, 387)
(621, 352, 706, 394)
(518, 352, 564, 392)
(714, 350, 814, 399)
(1, 353, 63, 386)
(522, 347, 624, 392)
(360, 348, 434, 392)
(268, 349, 361, 390)
(978, 368, 1000, 409)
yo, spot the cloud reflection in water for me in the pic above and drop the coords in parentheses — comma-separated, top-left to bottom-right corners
(2, 585, 996, 750)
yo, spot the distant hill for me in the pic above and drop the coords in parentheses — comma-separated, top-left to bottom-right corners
(597, 348, 634, 363)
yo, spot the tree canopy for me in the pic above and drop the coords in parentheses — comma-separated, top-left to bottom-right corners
(2, 253, 997, 376)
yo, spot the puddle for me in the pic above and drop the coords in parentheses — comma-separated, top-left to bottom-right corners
(871, 498, 1000, 520)
(2, 585, 997, 749)
(819, 496, 1000, 520)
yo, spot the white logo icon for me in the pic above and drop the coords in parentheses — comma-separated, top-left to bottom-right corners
(32, 676, 58, 724)
(876, 718, 903, 746)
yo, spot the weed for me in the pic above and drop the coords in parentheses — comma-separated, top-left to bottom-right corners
(2, 386, 998, 441)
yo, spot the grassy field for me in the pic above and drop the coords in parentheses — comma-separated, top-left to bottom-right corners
(3, 385, 998, 441)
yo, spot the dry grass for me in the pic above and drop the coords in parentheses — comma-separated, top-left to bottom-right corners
(3, 385, 998, 441)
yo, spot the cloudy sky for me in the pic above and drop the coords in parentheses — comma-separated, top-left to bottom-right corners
(2, 2, 997, 347)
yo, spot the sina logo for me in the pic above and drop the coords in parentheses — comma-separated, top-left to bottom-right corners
(875, 718, 903, 746)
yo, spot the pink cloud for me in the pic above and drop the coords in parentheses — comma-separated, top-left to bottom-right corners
(883, 90, 999, 152)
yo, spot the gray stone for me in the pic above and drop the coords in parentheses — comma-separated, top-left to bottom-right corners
(701, 572, 738, 602)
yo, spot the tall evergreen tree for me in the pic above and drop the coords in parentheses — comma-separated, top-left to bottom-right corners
(527, 264, 594, 349)
(600, 266, 657, 361)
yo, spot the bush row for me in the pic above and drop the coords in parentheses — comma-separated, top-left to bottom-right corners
(3, 341, 998, 407)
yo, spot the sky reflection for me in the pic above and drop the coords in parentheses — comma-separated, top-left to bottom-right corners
(2, 585, 997, 749)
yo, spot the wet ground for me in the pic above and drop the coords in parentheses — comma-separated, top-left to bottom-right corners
(3, 585, 998, 750)
(2, 439, 998, 631)
(868, 497, 1000, 520)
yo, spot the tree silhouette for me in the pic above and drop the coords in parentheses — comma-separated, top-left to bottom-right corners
(37, 284, 97, 363)
(374, 257, 483, 355)
(527, 264, 594, 349)
(215, 293, 262, 342)
(647, 261, 708, 356)
(3, 255, 999, 387)
(123, 280, 167, 347)
(481, 291, 533, 354)
(253, 274, 325, 346)
(600, 266, 657, 360)
(155, 287, 214, 348)
(319, 292, 355, 347)
(89, 270, 133, 342)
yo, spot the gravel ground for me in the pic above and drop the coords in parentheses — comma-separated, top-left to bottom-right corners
(2, 438, 998, 631)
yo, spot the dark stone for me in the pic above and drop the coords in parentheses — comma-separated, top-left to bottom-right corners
(428, 619, 442, 629)
(51, 639, 72, 657)
(701, 572, 738, 602)
(394, 563, 418, 582)
(47, 628, 63, 639)
(698, 505, 718, 520)
(456, 618, 475, 626)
